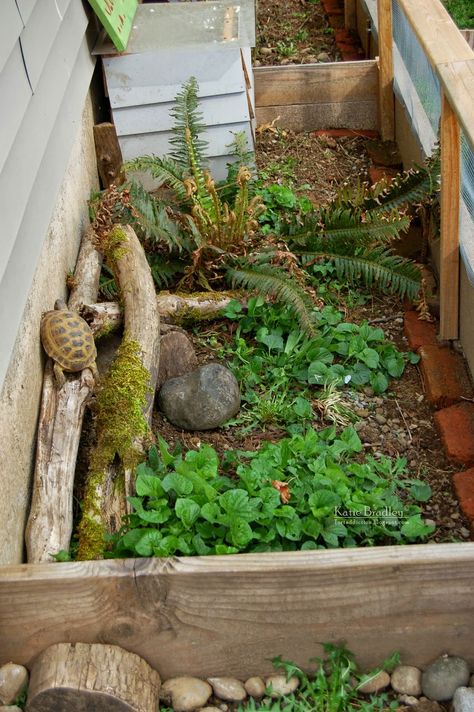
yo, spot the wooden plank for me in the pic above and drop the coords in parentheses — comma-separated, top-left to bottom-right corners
(1, 544, 474, 678)
(0, 42, 33, 174)
(19, 0, 73, 91)
(438, 60, 474, 155)
(256, 101, 378, 132)
(87, 0, 138, 53)
(439, 91, 461, 340)
(0, 0, 24, 74)
(345, 0, 357, 31)
(93, 122, 125, 188)
(0, 0, 89, 289)
(377, 0, 395, 141)
(462, 30, 474, 50)
(397, 0, 474, 66)
(254, 61, 378, 107)
(103, 47, 245, 109)
(0, 33, 95, 389)
(113, 92, 250, 137)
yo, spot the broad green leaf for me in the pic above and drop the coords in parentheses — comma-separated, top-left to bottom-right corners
(359, 347, 380, 369)
(229, 517, 254, 548)
(370, 371, 389, 394)
(175, 498, 201, 528)
(401, 515, 434, 539)
(135, 473, 164, 498)
(135, 530, 163, 557)
(161, 472, 194, 496)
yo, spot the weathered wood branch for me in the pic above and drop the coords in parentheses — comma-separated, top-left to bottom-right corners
(27, 642, 160, 712)
(25, 230, 101, 563)
(83, 290, 245, 336)
(78, 225, 160, 558)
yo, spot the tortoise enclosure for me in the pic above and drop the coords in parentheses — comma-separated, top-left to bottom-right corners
(2, 0, 474, 689)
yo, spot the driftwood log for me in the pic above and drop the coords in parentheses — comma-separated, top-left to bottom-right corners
(27, 642, 160, 712)
(25, 229, 102, 563)
(83, 290, 246, 336)
(78, 224, 160, 556)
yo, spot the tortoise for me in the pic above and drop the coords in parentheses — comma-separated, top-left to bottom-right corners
(40, 299, 99, 387)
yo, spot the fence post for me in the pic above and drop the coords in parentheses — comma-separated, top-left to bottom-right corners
(439, 91, 460, 341)
(345, 0, 357, 31)
(377, 0, 395, 141)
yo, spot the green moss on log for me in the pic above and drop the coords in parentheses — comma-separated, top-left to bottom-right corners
(77, 336, 151, 560)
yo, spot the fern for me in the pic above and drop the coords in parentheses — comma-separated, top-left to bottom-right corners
(225, 262, 317, 335)
(125, 179, 189, 251)
(124, 155, 189, 203)
(169, 76, 209, 174)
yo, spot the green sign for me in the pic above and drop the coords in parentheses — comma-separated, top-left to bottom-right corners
(88, 0, 138, 52)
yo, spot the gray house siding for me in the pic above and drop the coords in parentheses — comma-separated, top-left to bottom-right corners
(0, 0, 96, 389)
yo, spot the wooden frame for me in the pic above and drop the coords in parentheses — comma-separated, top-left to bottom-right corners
(2, 544, 474, 678)
(254, 61, 378, 131)
(376, 0, 395, 141)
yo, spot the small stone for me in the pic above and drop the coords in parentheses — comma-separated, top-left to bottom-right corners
(421, 655, 470, 701)
(454, 687, 474, 712)
(244, 676, 266, 698)
(398, 694, 420, 706)
(375, 414, 387, 425)
(265, 674, 300, 697)
(158, 331, 198, 386)
(460, 527, 471, 538)
(158, 362, 240, 431)
(424, 519, 437, 528)
(0, 664, 28, 705)
(198, 708, 221, 711)
(356, 408, 370, 418)
(0, 707, 24, 712)
(161, 677, 212, 712)
(358, 670, 391, 694)
(207, 678, 246, 702)
(317, 51, 331, 62)
(391, 666, 422, 695)
(261, 47, 273, 55)
(280, 58, 291, 65)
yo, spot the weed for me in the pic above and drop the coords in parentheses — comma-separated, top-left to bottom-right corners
(276, 40, 298, 57)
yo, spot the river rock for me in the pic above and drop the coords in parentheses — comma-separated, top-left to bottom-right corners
(391, 665, 422, 695)
(158, 363, 240, 430)
(160, 677, 212, 712)
(358, 670, 391, 694)
(207, 677, 246, 702)
(421, 655, 470, 701)
(0, 664, 28, 705)
(244, 676, 266, 698)
(157, 331, 198, 386)
(0, 707, 24, 711)
(454, 688, 474, 712)
(265, 674, 299, 697)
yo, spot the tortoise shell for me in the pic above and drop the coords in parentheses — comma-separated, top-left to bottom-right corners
(40, 306, 97, 373)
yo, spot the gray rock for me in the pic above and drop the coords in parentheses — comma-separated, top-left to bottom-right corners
(454, 688, 474, 712)
(398, 695, 420, 706)
(207, 677, 246, 702)
(158, 362, 240, 430)
(158, 330, 198, 386)
(317, 51, 331, 62)
(265, 674, 300, 697)
(421, 655, 470, 701)
(374, 413, 387, 425)
(160, 677, 212, 712)
(0, 664, 28, 705)
(391, 665, 422, 695)
(358, 670, 390, 694)
(244, 676, 266, 698)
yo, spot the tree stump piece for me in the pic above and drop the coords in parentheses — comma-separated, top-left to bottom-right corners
(27, 643, 160, 712)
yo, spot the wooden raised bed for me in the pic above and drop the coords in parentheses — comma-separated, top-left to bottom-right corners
(1, 543, 474, 677)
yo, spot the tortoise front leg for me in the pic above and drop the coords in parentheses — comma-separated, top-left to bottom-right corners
(53, 361, 66, 388)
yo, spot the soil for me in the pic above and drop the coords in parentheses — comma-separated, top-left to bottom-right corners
(255, 0, 340, 66)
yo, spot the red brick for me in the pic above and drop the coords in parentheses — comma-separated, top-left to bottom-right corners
(435, 403, 474, 466)
(369, 165, 399, 185)
(404, 311, 438, 351)
(419, 345, 473, 408)
(453, 469, 474, 526)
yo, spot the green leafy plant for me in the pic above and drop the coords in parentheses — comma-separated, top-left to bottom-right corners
(239, 644, 400, 712)
(444, 0, 474, 27)
(276, 40, 298, 57)
(111, 421, 433, 558)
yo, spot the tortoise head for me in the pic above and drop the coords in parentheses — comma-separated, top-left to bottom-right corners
(54, 298, 68, 311)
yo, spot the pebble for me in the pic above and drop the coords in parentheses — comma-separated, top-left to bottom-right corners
(260, 47, 273, 55)
(244, 676, 266, 698)
(160, 677, 212, 712)
(391, 665, 422, 695)
(421, 655, 470, 701)
(0, 707, 23, 712)
(207, 678, 246, 702)
(375, 414, 387, 425)
(0, 664, 28, 706)
(454, 688, 474, 712)
(413, 701, 443, 712)
(316, 51, 331, 62)
(280, 58, 291, 65)
(356, 408, 370, 418)
(398, 694, 420, 705)
(460, 527, 471, 538)
(364, 386, 375, 397)
(358, 670, 391, 694)
(424, 519, 437, 528)
(265, 674, 300, 697)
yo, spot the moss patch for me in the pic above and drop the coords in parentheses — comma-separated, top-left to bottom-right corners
(77, 336, 151, 560)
